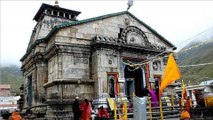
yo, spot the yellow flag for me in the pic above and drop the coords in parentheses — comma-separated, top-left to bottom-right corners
(159, 53, 181, 98)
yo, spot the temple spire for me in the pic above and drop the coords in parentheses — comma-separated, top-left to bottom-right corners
(55, 0, 59, 7)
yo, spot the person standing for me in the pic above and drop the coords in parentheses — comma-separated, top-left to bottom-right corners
(149, 89, 158, 107)
(154, 79, 159, 101)
(72, 97, 81, 120)
(80, 99, 91, 120)
(97, 106, 109, 120)
(185, 96, 192, 116)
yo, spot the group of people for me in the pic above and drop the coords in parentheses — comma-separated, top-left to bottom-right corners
(141, 80, 193, 120)
(72, 97, 91, 120)
(72, 97, 109, 120)
(9, 108, 35, 120)
(141, 79, 160, 107)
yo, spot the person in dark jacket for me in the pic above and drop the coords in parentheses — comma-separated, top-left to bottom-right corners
(72, 96, 81, 120)
(154, 79, 159, 101)
(141, 86, 150, 97)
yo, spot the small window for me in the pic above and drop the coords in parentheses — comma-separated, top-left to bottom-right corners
(53, 11, 57, 16)
(65, 13, 69, 19)
(118, 28, 124, 38)
(59, 12, 63, 17)
(46, 9, 51, 14)
(71, 14, 75, 19)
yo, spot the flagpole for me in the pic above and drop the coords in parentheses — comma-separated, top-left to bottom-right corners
(159, 99, 164, 120)
(181, 80, 186, 110)
(158, 53, 182, 120)
(159, 75, 163, 120)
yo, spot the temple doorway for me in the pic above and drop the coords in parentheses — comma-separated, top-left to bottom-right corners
(124, 65, 145, 97)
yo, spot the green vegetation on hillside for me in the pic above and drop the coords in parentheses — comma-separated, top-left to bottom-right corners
(177, 40, 213, 85)
(0, 65, 22, 95)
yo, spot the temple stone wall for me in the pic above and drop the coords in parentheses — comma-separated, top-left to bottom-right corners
(35, 16, 72, 40)
(46, 85, 59, 100)
(62, 54, 90, 79)
(48, 55, 58, 82)
(34, 43, 47, 53)
(36, 63, 48, 103)
(91, 49, 120, 97)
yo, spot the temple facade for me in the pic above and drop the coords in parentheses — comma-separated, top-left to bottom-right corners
(20, 3, 175, 118)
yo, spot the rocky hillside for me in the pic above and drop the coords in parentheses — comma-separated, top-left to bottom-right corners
(0, 65, 22, 95)
(177, 28, 213, 85)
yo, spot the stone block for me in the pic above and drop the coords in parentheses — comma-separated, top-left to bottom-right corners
(76, 33, 83, 38)
(70, 28, 78, 33)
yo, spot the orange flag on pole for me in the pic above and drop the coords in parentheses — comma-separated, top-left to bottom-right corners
(159, 53, 181, 98)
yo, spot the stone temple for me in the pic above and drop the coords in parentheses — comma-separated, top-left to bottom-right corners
(20, 3, 176, 119)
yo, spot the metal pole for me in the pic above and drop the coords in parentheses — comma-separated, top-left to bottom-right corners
(114, 100, 117, 120)
(159, 99, 164, 120)
(171, 93, 174, 110)
(148, 97, 152, 120)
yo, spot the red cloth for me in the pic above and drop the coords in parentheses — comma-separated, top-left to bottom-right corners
(80, 101, 91, 120)
(185, 99, 192, 113)
(10, 111, 22, 120)
(115, 80, 119, 96)
(98, 108, 109, 118)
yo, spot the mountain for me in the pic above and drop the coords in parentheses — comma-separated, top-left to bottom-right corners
(177, 28, 213, 85)
(0, 65, 22, 95)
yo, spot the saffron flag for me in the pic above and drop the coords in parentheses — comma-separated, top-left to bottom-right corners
(159, 53, 181, 98)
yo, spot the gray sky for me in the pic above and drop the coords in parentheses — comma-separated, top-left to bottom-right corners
(1, 0, 213, 66)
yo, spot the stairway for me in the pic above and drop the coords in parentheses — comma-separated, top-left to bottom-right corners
(146, 100, 181, 120)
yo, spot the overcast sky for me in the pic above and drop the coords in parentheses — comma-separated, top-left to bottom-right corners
(1, 0, 213, 66)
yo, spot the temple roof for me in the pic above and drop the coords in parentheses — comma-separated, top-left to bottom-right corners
(46, 11, 175, 48)
(21, 11, 176, 61)
(33, 3, 81, 21)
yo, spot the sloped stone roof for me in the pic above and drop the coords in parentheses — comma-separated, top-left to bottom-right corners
(21, 11, 175, 61)
(46, 11, 174, 47)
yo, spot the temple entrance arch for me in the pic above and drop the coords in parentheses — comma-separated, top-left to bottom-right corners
(124, 65, 145, 98)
